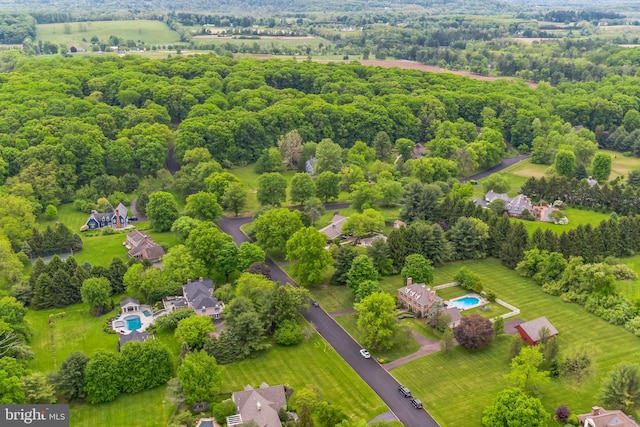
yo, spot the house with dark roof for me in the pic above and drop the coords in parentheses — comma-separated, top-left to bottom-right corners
(397, 278, 442, 318)
(578, 406, 639, 427)
(118, 330, 150, 351)
(182, 277, 224, 319)
(85, 202, 129, 230)
(319, 213, 349, 241)
(125, 230, 165, 263)
(515, 316, 558, 345)
(231, 383, 287, 427)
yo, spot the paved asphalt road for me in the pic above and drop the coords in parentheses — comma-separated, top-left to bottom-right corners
(217, 216, 440, 427)
(216, 155, 532, 426)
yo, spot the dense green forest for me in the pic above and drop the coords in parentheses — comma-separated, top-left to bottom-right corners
(0, 52, 638, 216)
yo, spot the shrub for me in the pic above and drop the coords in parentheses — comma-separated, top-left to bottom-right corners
(44, 204, 58, 219)
(453, 314, 494, 349)
(155, 308, 195, 331)
(584, 294, 634, 326)
(212, 401, 237, 425)
(454, 267, 481, 291)
(103, 318, 116, 334)
(485, 289, 496, 302)
(612, 264, 638, 281)
(555, 405, 570, 423)
(625, 317, 640, 336)
(274, 319, 303, 346)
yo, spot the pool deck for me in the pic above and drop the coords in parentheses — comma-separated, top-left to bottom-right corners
(444, 293, 488, 311)
(112, 305, 156, 334)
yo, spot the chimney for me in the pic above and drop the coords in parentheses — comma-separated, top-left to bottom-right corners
(115, 209, 121, 228)
(591, 407, 601, 416)
(407, 277, 412, 286)
(257, 401, 261, 411)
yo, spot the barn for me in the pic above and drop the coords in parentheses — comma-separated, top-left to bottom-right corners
(515, 316, 558, 345)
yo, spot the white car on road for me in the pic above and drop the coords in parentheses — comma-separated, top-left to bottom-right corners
(360, 349, 371, 359)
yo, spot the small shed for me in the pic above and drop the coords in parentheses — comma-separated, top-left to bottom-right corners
(120, 297, 140, 313)
(515, 316, 558, 345)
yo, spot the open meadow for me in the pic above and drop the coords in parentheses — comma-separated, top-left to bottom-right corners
(36, 20, 181, 49)
(394, 258, 640, 427)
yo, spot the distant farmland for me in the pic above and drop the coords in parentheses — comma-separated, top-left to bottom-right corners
(36, 20, 181, 48)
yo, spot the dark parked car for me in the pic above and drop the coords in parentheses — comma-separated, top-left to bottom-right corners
(410, 398, 423, 409)
(130, 216, 138, 221)
(311, 300, 319, 307)
(398, 386, 412, 398)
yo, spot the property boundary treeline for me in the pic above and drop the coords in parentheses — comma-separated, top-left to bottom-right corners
(390, 189, 640, 333)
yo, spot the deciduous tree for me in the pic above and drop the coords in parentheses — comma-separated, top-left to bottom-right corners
(257, 172, 288, 206)
(286, 227, 332, 286)
(316, 171, 340, 203)
(84, 351, 121, 404)
(175, 315, 215, 350)
(482, 388, 549, 427)
(80, 277, 111, 315)
(177, 350, 223, 404)
(146, 191, 179, 232)
(185, 191, 223, 221)
(355, 292, 397, 350)
(453, 314, 494, 349)
(504, 346, 549, 392)
(253, 208, 303, 255)
(290, 173, 316, 204)
(401, 254, 434, 285)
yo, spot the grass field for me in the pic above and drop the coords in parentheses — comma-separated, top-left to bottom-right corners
(71, 386, 172, 427)
(192, 34, 332, 49)
(393, 258, 640, 427)
(26, 303, 119, 372)
(334, 312, 420, 362)
(229, 165, 298, 214)
(36, 20, 181, 49)
(514, 207, 611, 235)
(617, 254, 640, 301)
(221, 333, 388, 421)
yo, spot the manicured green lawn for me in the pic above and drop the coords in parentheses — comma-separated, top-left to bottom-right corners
(229, 165, 297, 214)
(617, 254, 640, 300)
(334, 312, 420, 362)
(222, 333, 388, 421)
(26, 303, 120, 372)
(400, 318, 441, 340)
(461, 302, 511, 319)
(434, 286, 468, 300)
(601, 149, 640, 179)
(514, 207, 611, 235)
(395, 258, 640, 427)
(36, 20, 181, 48)
(71, 386, 172, 427)
(39, 203, 89, 233)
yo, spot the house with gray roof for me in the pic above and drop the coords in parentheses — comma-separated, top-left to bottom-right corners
(118, 330, 150, 351)
(120, 297, 140, 313)
(506, 194, 533, 217)
(231, 383, 287, 427)
(85, 202, 129, 230)
(397, 278, 442, 318)
(182, 277, 224, 319)
(485, 190, 512, 203)
(515, 316, 558, 345)
(578, 406, 639, 427)
(319, 213, 349, 241)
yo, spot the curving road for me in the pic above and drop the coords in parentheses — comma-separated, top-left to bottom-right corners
(216, 154, 531, 427)
(218, 216, 440, 427)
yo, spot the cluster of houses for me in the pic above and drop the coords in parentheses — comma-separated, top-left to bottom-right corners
(473, 190, 564, 223)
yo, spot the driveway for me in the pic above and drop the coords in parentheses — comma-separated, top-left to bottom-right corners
(460, 154, 530, 183)
(217, 215, 440, 427)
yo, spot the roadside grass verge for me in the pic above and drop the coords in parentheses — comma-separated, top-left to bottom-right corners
(334, 312, 420, 362)
(395, 258, 640, 427)
(222, 333, 388, 421)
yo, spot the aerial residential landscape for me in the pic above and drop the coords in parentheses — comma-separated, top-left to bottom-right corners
(3, 0, 640, 426)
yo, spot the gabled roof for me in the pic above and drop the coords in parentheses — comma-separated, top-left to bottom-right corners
(444, 307, 462, 325)
(233, 384, 286, 427)
(127, 229, 149, 245)
(398, 282, 441, 305)
(141, 244, 165, 262)
(128, 237, 162, 258)
(506, 194, 532, 214)
(183, 279, 220, 310)
(114, 202, 128, 215)
(120, 297, 139, 307)
(485, 190, 511, 203)
(319, 213, 349, 240)
(119, 330, 149, 348)
(88, 211, 114, 223)
(578, 407, 639, 427)
(473, 197, 488, 208)
(516, 316, 558, 342)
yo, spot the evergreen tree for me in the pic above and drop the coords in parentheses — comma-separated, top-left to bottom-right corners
(487, 214, 511, 258)
(69, 266, 90, 304)
(331, 246, 358, 286)
(297, 403, 315, 427)
(367, 238, 393, 276)
(29, 258, 47, 287)
(32, 273, 54, 309)
(29, 227, 43, 255)
(530, 228, 546, 250)
(501, 222, 529, 268)
(71, 234, 83, 252)
(387, 227, 408, 272)
(51, 269, 71, 307)
(108, 257, 128, 295)
(56, 223, 73, 251)
(65, 256, 78, 276)
(543, 229, 560, 253)
(47, 255, 65, 277)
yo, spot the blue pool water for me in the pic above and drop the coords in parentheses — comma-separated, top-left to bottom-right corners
(449, 296, 480, 310)
(143, 309, 152, 317)
(125, 315, 142, 331)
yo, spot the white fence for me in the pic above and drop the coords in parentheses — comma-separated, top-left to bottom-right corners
(495, 298, 520, 320)
(433, 282, 458, 290)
